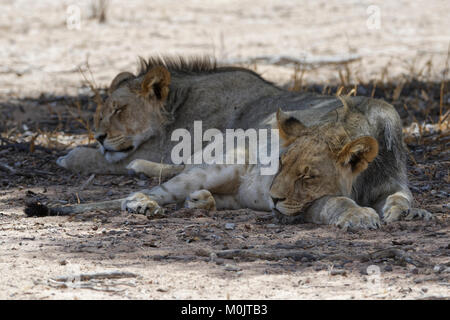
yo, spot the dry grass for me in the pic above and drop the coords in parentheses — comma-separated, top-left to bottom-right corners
(89, 0, 109, 24)
(0, 55, 448, 160)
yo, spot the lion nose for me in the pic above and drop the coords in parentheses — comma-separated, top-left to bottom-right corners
(95, 133, 107, 144)
(271, 197, 285, 205)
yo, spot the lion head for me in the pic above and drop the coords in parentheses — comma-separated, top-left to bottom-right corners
(94, 66, 171, 163)
(269, 109, 379, 216)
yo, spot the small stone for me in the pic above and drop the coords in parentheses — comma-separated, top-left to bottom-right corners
(330, 269, 347, 276)
(224, 223, 235, 230)
(359, 267, 369, 275)
(224, 264, 241, 272)
(384, 265, 393, 272)
(137, 180, 147, 187)
(59, 260, 68, 266)
(209, 252, 217, 262)
(421, 287, 428, 293)
(433, 265, 442, 273)
(314, 264, 326, 271)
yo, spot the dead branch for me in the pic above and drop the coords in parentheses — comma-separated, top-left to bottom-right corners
(79, 174, 95, 191)
(324, 247, 429, 267)
(0, 162, 17, 174)
(226, 54, 361, 68)
(51, 271, 138, 282)
(414, 275, 448, 284)
(0, 163, 54, 178)
(0, 139, 55, 154)
(206, 248, 317, 262)
(197, 246, 429, 267)
(47, 279, 128, 292)
(367, 248, 428, 267)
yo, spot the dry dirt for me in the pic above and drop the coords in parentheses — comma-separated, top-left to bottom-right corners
(0, 0, 449, 300)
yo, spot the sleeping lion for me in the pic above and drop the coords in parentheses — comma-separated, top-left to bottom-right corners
(56, 56, 283, 175)
(28, 95, 432, 229)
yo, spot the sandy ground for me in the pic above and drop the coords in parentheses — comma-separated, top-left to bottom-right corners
(1, 0, 450, 96)
(0, 0, 449, 300)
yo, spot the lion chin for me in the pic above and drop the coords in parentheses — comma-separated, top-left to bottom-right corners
(271, 204, 304, 217)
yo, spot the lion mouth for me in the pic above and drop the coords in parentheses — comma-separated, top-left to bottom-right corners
(104, 145, 134, 153)
(272, 206, 301, 216)
(273, 200, 314, 216)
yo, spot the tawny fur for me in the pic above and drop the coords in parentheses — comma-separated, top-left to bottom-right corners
(38, 94, 432, 229)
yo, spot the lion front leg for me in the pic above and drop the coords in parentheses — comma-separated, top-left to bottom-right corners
(123, 164, 242, 217)
(126, 159, 185, 179)
(305, 196, 381, 230)
(57, 146, 128, 174)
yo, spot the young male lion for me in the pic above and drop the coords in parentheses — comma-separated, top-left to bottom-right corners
(57, 57, 282, 175)
(30, 97, 432, 229)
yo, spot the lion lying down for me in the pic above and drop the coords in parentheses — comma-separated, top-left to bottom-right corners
(26, 98, 432, 230)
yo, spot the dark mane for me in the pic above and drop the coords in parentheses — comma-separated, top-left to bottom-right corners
(136, 56, 268, 80)
(137, 56, 217, 76)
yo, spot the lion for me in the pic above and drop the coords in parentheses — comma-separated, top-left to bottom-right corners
(28, 96, 432, 229)
(56, 56, 282, 175)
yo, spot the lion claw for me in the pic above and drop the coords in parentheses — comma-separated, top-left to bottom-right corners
(335, 207, 381, 230)
(383, 205, 433, 223)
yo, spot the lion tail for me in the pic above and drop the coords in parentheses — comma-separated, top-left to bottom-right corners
(24, 198, 124, 217)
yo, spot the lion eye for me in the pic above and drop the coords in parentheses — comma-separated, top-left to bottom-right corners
(114, 105, 128, 115)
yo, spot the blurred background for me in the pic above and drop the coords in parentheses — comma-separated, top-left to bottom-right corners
(1, 0, 449, 95)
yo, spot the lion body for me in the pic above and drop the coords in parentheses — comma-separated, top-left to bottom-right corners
(121, 95, 431, 228)
(53, 58, 431, 228)
(57, 58, 283, 174)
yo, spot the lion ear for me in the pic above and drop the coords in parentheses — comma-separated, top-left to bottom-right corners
(109, 72, 134, 93)
(337, 136, 378, 174)
(141, 66, 171, 101)
(276, 108, 306, 144)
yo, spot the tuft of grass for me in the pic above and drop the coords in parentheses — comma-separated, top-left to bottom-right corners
(289, 64, 306, 91)
(90, 0, 109, 24)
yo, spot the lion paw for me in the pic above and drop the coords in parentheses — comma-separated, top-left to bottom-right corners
(184, 190, 216, 211)
(383, 205, 404, 223)
(121, 192, 164, 218)
(126, 159, 149, 177)
(383, 205, 433, 223)
(407, 208, 433, 221)
(56, 148, 82, 169)
(335, 207, 381, 230)
(56, 147, 100, 172)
